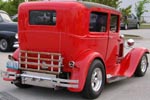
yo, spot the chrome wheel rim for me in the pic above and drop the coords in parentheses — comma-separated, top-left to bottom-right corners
(91, 68, 102, 92)
(0, 39, 8, 50)
(141, 56, 147, 73)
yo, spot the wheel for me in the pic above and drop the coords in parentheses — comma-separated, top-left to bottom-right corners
(14, 78, 32, 88)
(136, 23, 140, 29)
(124, 24, 128, 30)
(134, 54, 148, 77)
(82, 60, 105, 99)
(0, 38, 10, 52)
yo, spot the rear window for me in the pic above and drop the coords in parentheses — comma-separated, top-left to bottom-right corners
(29, 10, 56, 25)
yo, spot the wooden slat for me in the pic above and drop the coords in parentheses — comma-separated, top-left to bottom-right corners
(19, 62, 60, 68)
(20, 50, 61, 56)
(20, 56, 61, 62)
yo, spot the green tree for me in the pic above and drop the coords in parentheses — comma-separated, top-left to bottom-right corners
(83, 0, 121, 9)
(0, 0, 6, 10)
(119, 5, 132, 24)
(135, 0, 150, 22)
(120, 5, 132, 17)
(0, 0, 24, 16)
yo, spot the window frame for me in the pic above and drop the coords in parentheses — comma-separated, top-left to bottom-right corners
(110, 14, 119, 33)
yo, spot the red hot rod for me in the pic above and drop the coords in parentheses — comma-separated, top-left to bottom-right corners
(1, 1, 149, 99)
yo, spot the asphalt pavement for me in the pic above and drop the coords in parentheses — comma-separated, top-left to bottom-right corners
(0, 29, 150, 100)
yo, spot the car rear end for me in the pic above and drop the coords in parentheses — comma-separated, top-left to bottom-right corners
(1, 1, 87, 89)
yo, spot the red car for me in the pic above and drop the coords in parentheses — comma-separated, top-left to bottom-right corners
(1, 1, 149, 99)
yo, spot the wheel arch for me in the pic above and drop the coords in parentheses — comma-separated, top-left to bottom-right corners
(120, 47, 149, 77)
(68, 51, 106, 92)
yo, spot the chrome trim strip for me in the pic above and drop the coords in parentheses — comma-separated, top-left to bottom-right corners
(21, 73, 79, 88)
(107, 75, 127, 83)
(21, 74, 78, 83)
(19, 68, 60, 75)
(1, 70, 79, 88)
(13, 42, 19, 48)
(0, 70, 20, 79)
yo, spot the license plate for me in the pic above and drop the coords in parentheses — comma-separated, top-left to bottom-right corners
(6, 61, 19, 70)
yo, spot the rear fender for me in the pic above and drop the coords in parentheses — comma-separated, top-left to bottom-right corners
(12, 48, 20, 61)
(120, 47, 149, 77)
(68, 51, 105, 92)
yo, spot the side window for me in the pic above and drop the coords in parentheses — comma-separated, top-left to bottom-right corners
(90, 12, 107, 32)
(29, 10, 56, 25)
(110, 14, 119, 32)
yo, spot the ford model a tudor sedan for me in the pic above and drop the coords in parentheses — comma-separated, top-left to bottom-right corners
(1, 1, 149, 99)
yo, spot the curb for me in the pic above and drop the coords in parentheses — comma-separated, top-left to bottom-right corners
(124, 34, 142, 39)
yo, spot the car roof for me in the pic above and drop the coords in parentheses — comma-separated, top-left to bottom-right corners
(20, 1, 120, 13)
(0, 10, 8, 14)
(79, 1, 119, 12)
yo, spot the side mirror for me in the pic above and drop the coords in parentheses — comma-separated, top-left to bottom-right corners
(127, 39, 135, 47)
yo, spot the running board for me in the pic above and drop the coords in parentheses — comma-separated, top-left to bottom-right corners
(107, 74, 127, 83)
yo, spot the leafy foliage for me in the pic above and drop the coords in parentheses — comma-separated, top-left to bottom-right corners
(120, 5, 132, 17)
(135, 0, 150, 21)
(119, 5, 132, 24)
(1, 0, 125, 16)
(83, 0, 122, 9)
(0, 0, 24, 16)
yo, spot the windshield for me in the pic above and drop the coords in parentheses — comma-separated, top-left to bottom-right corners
(1, 13, 12, 22)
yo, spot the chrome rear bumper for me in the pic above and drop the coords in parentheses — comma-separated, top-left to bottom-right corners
(1, 70, 79, 89)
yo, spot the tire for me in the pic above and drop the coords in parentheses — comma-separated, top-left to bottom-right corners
(14, 78, 32, 88)
(136, 23, 140, 29)
(124, 24, 128, 30)
(0, 38, 11, 52)
(134, 54, 148, 77)
(82, 60, 105, 99)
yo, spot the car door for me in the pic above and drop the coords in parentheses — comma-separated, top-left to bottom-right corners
(89, 11, 109, 58)
(105, 14, 120, 72)
(127, 14, 133, 28)
(131, 14, 138, 27)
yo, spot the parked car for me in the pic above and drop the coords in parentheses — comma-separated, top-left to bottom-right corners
(1, 1, 149, 99)
(121, 14, 140, 30)
(0, 10, 18, 52)
(11, 14, 18, 22)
